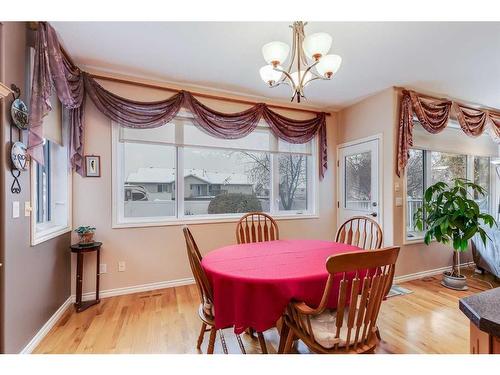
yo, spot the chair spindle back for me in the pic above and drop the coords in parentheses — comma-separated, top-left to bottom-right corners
(335, 216, 383, 250)
(236, 212, 279, 244)
(286, 247, 399, 353)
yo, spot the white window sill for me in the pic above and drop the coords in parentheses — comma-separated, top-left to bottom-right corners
(404, 235, 444, 246)
(404, 238, 425, 245)
(32, 224, 71, 246)
(112, 213, 319, 229)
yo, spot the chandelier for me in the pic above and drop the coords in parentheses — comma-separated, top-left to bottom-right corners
(259, 21, 342, 103)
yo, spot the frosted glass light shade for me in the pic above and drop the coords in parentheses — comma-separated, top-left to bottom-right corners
(303, 32, 332, 60)
(259, 65, 283, 84)
(290, 70, 313, 87)
(316, 54, 342, 78)
(262, 41, 290, 65)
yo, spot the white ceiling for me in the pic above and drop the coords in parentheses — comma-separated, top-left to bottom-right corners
(51, 22, 500, 111)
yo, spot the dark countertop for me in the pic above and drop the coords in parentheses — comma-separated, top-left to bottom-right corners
(459, 287, 500, 337)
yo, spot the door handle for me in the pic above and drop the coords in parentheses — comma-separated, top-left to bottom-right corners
(370, 212, 378, 217)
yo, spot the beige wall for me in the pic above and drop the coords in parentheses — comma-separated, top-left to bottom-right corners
(73, 75, 338, 294)
(338, 88, 471, 277)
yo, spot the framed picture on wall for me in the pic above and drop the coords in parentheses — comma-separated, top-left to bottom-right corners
(85, 155, 101, 177)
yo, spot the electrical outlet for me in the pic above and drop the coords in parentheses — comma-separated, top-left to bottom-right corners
(99, 263, 107, 274)
(118, 261, 126, 272)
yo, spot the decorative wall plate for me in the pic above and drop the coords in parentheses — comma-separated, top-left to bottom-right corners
(11, 98, 29, 130)
(11, 141, 28, 171)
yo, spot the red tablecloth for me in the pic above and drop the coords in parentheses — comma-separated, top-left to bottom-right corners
(201, 239, 361, 334)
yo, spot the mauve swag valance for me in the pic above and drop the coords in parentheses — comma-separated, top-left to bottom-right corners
(28, 22, 328, 178)
(397, 89, 500, 177)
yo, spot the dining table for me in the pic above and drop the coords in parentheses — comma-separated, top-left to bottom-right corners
(201, 239, 363, 334)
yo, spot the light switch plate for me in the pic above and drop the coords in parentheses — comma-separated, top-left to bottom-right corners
(24, 202, 31, 217)
(395, 197, 403, 207)
(12, 201, 19, 218)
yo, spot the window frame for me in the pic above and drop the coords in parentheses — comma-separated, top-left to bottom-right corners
(30, 139, 73, 246)
(112, 119, 319, 228)
(403, 147, 495, 244)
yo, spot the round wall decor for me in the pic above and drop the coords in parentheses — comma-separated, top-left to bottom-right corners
(11, 141, 28, 171)
(11, 98, 29, 130)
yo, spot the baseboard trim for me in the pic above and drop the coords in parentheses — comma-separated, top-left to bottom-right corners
(72, 277, 195, 303)
(20, 296, 72, 354)
(394, 261, 475, 284)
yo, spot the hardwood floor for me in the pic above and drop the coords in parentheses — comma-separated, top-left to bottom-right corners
(33, 268, 499, 354)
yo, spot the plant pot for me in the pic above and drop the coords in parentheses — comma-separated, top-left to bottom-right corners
(441, 271, 468, 291)
(79, 232, 95, 245)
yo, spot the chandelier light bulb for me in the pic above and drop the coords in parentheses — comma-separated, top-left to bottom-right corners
(262, 41, 290, 66)
(315, 54, 342, 79)
(259, 65, 283, 85)
(303, 32, 332, 61)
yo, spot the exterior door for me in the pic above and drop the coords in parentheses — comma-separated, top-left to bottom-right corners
(338, 138, 381, 226)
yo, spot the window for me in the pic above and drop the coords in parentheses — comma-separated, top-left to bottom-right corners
(430, 151, 467, 186)
(406, 149, 425, 239)
(405, 149, 492, 240)
(344, 151, 371, 210)
(113, 116, 317, 226)
(31, 138, 71, 245)
(123, 142, 176, 220)
(474, 156, 491, 212)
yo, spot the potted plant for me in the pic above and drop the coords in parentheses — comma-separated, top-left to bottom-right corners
(75, 226, 96, 245)
(414, 178, 496, 290)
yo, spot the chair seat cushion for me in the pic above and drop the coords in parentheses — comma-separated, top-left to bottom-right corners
(203, 301, 215, 317)
(307, 308, 352, 349)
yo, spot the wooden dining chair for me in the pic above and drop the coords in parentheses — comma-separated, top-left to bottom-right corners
(335, 216, 383, 250)
(279, 246, 400, 354)
(235, 212, 279, 353)
(183, 226, 246, 354)
(236, 212, 279, 244)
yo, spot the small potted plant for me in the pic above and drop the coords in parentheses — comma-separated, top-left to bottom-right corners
(75, 226, 96, 245)
(414, 178, 496, 290)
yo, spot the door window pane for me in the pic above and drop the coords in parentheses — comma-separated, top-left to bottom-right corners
(474, 156, 490, 212)
(123, 143, 176, 218)
(406, 149, 424, 238)
(183, 148, 270, 215)
(430, 151, 467, 185)
(278, 154, 309, 211)
(344, 152, 371, 210)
